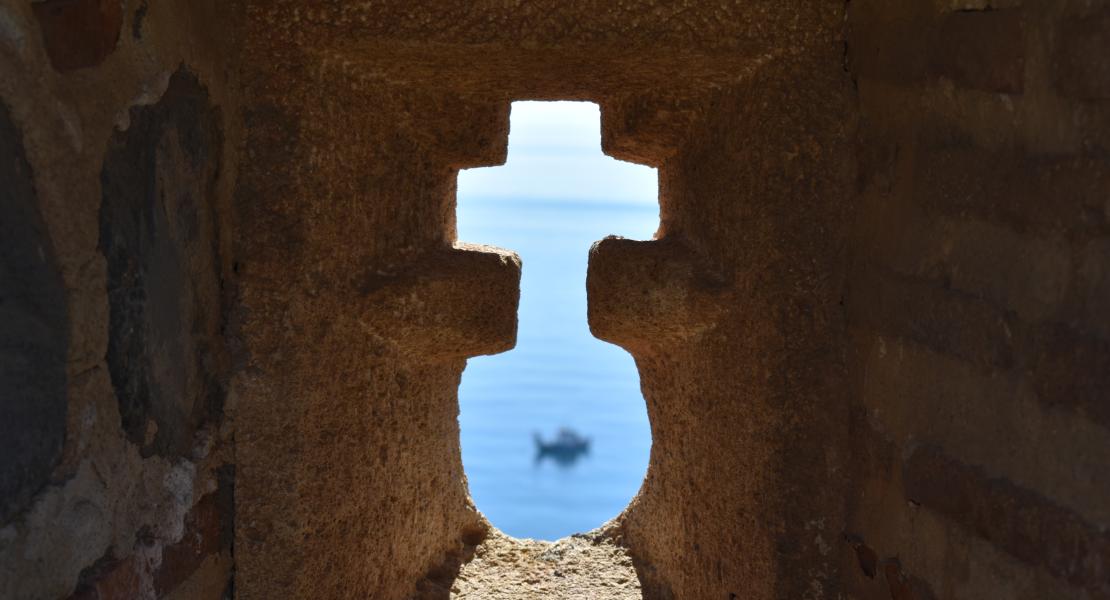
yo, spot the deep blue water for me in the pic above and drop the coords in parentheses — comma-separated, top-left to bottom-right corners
(456, 196, 656, 541)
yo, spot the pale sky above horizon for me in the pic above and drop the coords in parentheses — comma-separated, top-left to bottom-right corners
(457, 101, 658, 205)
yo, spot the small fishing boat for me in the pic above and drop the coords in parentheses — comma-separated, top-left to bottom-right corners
(533, 427, 590, 454)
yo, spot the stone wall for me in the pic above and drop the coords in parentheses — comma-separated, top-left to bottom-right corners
(0, 1, 1107, 599)
(843, 1, 1110, 598)
(231, 2, 852, 598)
(0, 1, 241, 598)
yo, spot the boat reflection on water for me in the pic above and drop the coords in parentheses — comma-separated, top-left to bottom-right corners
(533, 428, 590, 468)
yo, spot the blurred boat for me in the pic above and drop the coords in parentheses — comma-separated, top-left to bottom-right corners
(533, 427, 590, 454)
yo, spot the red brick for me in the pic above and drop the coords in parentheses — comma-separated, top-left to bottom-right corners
(32, 0, 122, 72)
(1056, 11, 1110, 100)
(884, 561, 917, 600)
(65, 485, 233, 600)
(880, 560, 939, 600)
(930, 10, 1026, 93)
(154, 492, 227, 596)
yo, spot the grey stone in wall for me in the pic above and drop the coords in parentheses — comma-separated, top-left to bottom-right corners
(0, 101, 69, 524)
(99, 68, 228, 459)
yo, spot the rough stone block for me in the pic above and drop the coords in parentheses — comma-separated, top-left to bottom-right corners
(1030, 326, 1110, 430)
(154, 490, 230, 597)
(359, 243, 521, 360)
(32, 0, 122, 72)
(859, 335, 1110, 526)
(436, 101, 510, 169)
(586, 236, 726, 353)
(934, 218, 1070, 323)
(66, 488, 232, 600)
(68, 556, 144, 600)
(884, 560, 938, 600)
(935, 0, 1022, 10)
(870, 214, 1072, 324)
(930, 9, 1025, 93)
(1056, 11, 1110, 100)
(1078, 238, 1110, 339)
(848, 267, 1017, 371)
(914, 146, 1110, 238)
(847, 0, 934, 84)
(0, 101, 68, 524)
(904, 445, 1110, 595)
(600, 95, 700, 166)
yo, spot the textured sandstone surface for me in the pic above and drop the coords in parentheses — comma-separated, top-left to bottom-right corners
(232, 2, 852, 597)
(1, 0, 1108, 599)
(414, 529, 642, 600)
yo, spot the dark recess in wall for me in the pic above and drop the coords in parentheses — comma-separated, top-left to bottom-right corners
(99, 67, 229, 458)
(0, 100, 69, 525)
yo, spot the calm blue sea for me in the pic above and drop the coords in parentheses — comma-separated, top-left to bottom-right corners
(456, 196, 656, 541)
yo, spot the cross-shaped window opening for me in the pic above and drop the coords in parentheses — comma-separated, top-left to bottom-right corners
(456, 101, 658, 541)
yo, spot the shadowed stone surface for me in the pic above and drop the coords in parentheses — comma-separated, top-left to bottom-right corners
(0, 101, 68, 525)
(99, 68, 227, 459)
(0, 3, 239, 598)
